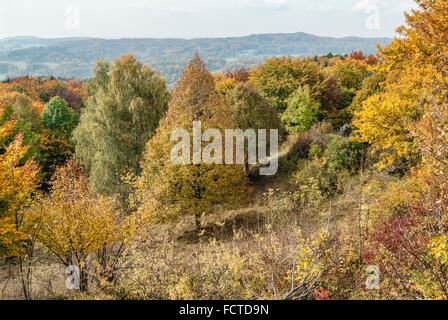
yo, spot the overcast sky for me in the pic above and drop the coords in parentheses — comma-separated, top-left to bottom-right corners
(0, 0, 417, 39)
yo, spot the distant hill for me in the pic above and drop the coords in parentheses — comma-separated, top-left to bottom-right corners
(0, 36, 92, 52)
(0, 32, 392, 86)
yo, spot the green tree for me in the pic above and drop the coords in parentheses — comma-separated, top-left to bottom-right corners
(41, 96, 78, 136)
(12, 94, 41, 132)
(0, 95, 41, 164)
(323, 57, 370, 127)
(224, 83, 282, 171)
(73, 55, 170, 203)
(38, 129, 74, 186)
(281, 85, 320, 134)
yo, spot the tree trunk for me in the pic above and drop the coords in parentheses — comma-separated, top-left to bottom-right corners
(18, 254, 31, 300)
(195, 213, 202, 235)
(79, 268, 89, 292)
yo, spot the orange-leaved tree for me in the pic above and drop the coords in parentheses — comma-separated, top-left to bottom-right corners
(0, 96, 40, 300)
(0, 97, 40, 258)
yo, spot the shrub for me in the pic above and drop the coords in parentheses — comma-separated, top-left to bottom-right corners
(325, 135, 367, 173)
(280, 122, 333, 175)
(293, 158, 338, 206)
(117, 224, 340, 300)
(309, 144, 323, 159)
(360, 169, 448, 299)
(305, 121, 333, 149)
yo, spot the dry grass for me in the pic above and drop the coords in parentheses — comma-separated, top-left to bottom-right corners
(0, 131, 370, 300)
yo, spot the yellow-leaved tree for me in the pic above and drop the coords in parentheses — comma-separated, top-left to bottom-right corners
(353, 0, 448, 299)
(0, 97, 40, 255)
(249, 56, 323, 113)
(353, 0, 448, 169)
(0, 97, 40, 299)
(34, 159, 136, 292)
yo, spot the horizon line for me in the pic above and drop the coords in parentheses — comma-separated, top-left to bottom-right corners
(0, 31, 395, 42)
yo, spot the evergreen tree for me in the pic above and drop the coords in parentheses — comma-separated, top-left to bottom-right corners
(41, 96, 78, 136)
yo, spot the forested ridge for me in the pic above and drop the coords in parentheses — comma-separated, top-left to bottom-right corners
(0, 32, 390, 86)
(1, 0, 448, 300)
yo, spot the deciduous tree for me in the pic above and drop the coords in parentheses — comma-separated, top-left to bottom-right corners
(352, 0, 447, 168)
(249, 56, 322, 113)
(281, 85, 320, 134)
(138, 54, 252, 232)
(34, 159, 135, 291)
(0, 98, 40, 258)
(73, 55, 170, 204)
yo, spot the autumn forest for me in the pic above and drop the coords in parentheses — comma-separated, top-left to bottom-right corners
(1, 0, 448, 301)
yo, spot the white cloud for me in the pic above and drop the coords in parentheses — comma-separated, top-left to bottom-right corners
(316, 0, 334, 12)
(264, 0, 288, 9)
(168, 7, 185, 12)
(385, 2, 416, 14)
(352, 0, 377, 12)
(241, 0, 289, 11)
(352, 0, 416, 13)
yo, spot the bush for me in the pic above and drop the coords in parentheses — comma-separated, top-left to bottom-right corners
(306, 121, 333, 149)
(280, 122, 333, 175)
(117, 224, 340, 300)
(293, 158, 338, 206)
(309, 144, 323, 159)
(325, 135, 367, 173)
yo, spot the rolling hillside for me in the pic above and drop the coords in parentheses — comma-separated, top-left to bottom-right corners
(0, 32, 392, 86)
